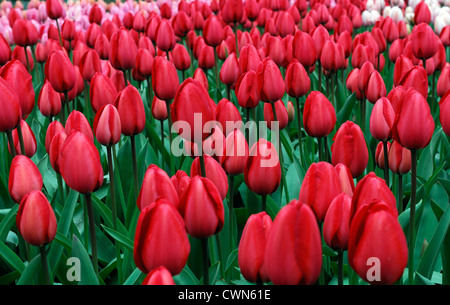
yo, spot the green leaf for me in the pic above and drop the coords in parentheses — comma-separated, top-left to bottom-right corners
(0, 240, 25, 273)
(417, 146, 433, 180)
(71, 235, 100, 285)
(101, 225, 134, 252)
(337, 92, 356, 124)
(123, 267, 143, 285)
(17, 253, 42, 285)
(0, 205, 18, 242)
(174, 265, 199, 285)
(416, 204, 450, 282)
(414, 272, 435, 285)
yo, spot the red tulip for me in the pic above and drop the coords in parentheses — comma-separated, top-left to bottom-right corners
(141, 266, 175, 285)
(238, 212, 272, 283)
(222, 129, 249, 175)
(79, 49, 102, 83)
(173, 11, 192, 38)
(86, 23, 102, 49)
(323, 193, 351, 250)
(348, 200, 408, 285)
(439, 90, 450, 137)
(137, 164, 180, 211)
(133, 12, 146, 33)
(221, 0, 244, 25)
(375, 141, 391, 170)
(335, 163, 355, 197)
(46, 0, 64, 20)
(414, 2, 431, 25)
(190, 155, 228, 200)
(256, 57, 285, 103)
(171, 78, 216, 143)
(170, 170, 191, 199)
(292, 31, 317, 70)
(193, 68, 209, 91)
(203, 15, 224, 47)
(16, 190, 57, 247)
(263, 100, 289, 130)
(365, 71, 386, 104)
(303, 91, 336, 138)
(109, 29, 138, 71)
(299, 161, 342, 222)
(388, 140, 412, 175)
(267, 36, 287, 67)
(239, 45, 261, 74)
(369, 97, 395, 142)
(59, 131, 103, 194)
(65, 110, 93, 142)
(220, 53, 240, 87)
(391, 88, 435, 150)
(397, 65, 428, 99)
(151, 96, 168, 121)
(357, 61, 375, 96)
(38, 81, 61, 118)
(0, 34, 11, 65)
(235, 71, 260, 109)
(437, 64, 450, 98)
(171, 44, 190, 72)
(48, 131, 67, 174)
(285, 59, 310, 98)
(198, 44, 216, 70)
(244, 139, 281, 196)
(155, 19, 176, 52)
(89, 72, 118, 113)
(10, 120, 37, 158)
(134, 198, 190, 275)
(8, 155, 43, 204)
(12, 19, 38, 47)
(89, 4, 103, 25)
(178, 176, 224, 238)
(45, 121, 65, 153)
(114, 85, 146, 136)
(320, 39, 344, 72)
(264, 200, 322, 285)
(411, 23, 439, 60)
(93, 104, 121, 147)
(45, 50, 76, 94)
(331, 121, 369, 178)
(393, 55, 414, 87)
(0, 77, 21, 133)
(152, 56, 180, 101)
(215, 98, 242, 135)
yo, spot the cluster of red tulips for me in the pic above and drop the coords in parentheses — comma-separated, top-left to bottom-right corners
(0, 0, 449, 287)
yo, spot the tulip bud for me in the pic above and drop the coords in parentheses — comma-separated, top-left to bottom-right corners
(331, 121, 369, 178)
(303, 91, 336, 138)
(170, 170, 191, 199)
(388, 140, 412, 175)
(437, 64, 450, 98)
(93, 104, 121, 147)
(46, 0, 63, 20)
(222, 129, 249, 175)
(215, 98, 242, 135)
(89, 72, 118, 113)
(263, 100, 289, 130)
(178, 176, 224, 238)
(238, 212, 272, 283)
(220, 53, 240, 87)
(152, 56, 180, 101)
(45, 50, 75, 94)
(335, 163, 355, 197)
(8, 155, 43, 204)
(256, 57, 285, 103)
(151, 96, 168, 121)
(109, 29, 138, 71)
(0, 78, 21, 133)
(365, 71, 386, 104)
(411, 23, 439, 60)
(65, 110, 93, 142)
(79, 49, 102, 83)
(0, 34, 11, 65)
(264, 200, 322, 285)
(10, 120, 37, 158)
(114, 85, 146, 136)
(16, 190, 57, 246)
(59, 131, 103, 194)
(171, 44, 190, 72)
(142, 266, 176, 285)
(375, 141, 391, 170)
(235, 71, 260, 109)
(155, 19, 176, 52)
(348, 200, 408, 285)
(439, 90, 450, 137)
(244, 139, 281, 196)
(369, 97, 395, 142)
(48, 131, 67, 174)
(203, 15, 224, 47)
(414, 2, 431, 25)
(38, 81, 61, 118)
(323, 193, 351, 250)
(221, 0, 244, 25)
(292, 31, 317, 70)
(397, 65, 428, 99)
(89, 4, 103, 25)
(190, 155, 228, 200)
(134, 199, 190, 275)
(285, 59, 310, 98)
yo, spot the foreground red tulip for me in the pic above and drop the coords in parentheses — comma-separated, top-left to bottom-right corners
(93, 105, 122, 147)
(178, 176, 224, 238)
(114, 85, 146, 136)
(335, 163, 355, 197)
(141, 266, 175, 285)
(65, 110, 94, 142)
(8, 155, 43, 204)
(137, 164, 180, 211)
(59, 131, 103, 194)
(134, 198, 190, 275)
(285, 59, 310, 98)
(89, 72, 118, 113)
(244, 139, 281, 196)
(348, 200, 408, 285)
(388, 140, 412, 175)
(264, 200, 322, 285)
(0, 77, 21, 133)
(299, 162, 342, 222)
(303, 91, 336, 138)
(331, 121, 369, 178)
(238, 212, 273, 283)
(323, 193, 351, 250)
(10, 120, 37, 158)
(203, 15, 224, 47)
(46, 0, 64, 20)
(45, 50, 76, 94)
(190, 155, 228, 200)
(16, 190, 57, 247)
(411, 23, 439, 60)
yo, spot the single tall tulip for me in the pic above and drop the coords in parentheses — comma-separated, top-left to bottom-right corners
(8, 155, 43, 204)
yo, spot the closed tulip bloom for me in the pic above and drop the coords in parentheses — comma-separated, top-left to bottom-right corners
(414, 2, 431, 25)
(12, 19, 37, 47)
(11, 120, 37, 158)
(331, 121, 368, 178)
(170, 170, 191, 199)
(323, 193, 351, 250)
(292, 31, 316, 70)
(303, 91, 336, 138)
(45, 121, 65, 153)
(348, 200, 408, 285)
(235, 71, 260, 109)
(238, 212, 272, 283)
(365, 71, 386, 104)
(137, 164, 179, 211)
(94, 34, 110, 60)
(220, 53, 240, 87)
(267, 36, 287, 67)
(171, 44, 190, 72)
(375, 141, 391, 170)
(320, 39, 344, 72)
(152, 56, 179, 101)
(388, 140, 411, 175)
(65, 110, 93, 142)
(0, 77, 21, 133)
(151, 96, 168, 121)
(89, 4, 103, 25)
(264, 200, 322, 285)
(86, 23, 102, 49)
(391, 88, 434, 150)
(222, 129, 249, 175)
(239, 45, 261, 74)
(440, 90, 450, 137)
(369, 97, 395, 142)
(256, 58, 285, 103)
(221, 0, 244, 25)
(89, 72, 118, 113)
(244, 139, 281, 196)
(350, 172, 397, 221)
(132, 12, 146, 33)
(285, 59, 310, 98)
(59, 131, 103, 194)
(398, 66, 428, 99)
(411, 23, 439, 60)
(155, 19, 176, 52)
(79, 49, 102, 83)
(93, 104, 121, 147)
(203, 15, 224, 47)
(38, 81, 61, 118)
(437, 65, 450, 98)
(45, 50, 75, 94)
(393, 55, 414, 87)
(134, 199, 190, 275)
(215, 98, 242, 135)
(142, 266, 176, 285)
(357, 61, 375, 96)
(190, 155, 228, 200)
(335, 163, 355, 197)
(46, 0, 63, 20)
(109, 29, 138, 71)
(114, 85, 146, 136)
(48, 131, 67, 174)
(0, 34, 11, 65)
(171, 78, 216, 143)
(178, 176, 224, 238)
(263, 100, 289, 130)
(8, 155, 43, 204)
(1, 59, 35, 119)
(389, 39, 404, 63)
(299, 162, 342, 222)
(198, 45, 216, 70)
(16, 190, 57, 247)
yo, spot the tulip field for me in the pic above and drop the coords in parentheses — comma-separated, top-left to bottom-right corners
(1, 0, 450, 290)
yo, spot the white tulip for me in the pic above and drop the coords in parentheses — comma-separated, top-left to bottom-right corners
(390, 6, 405, 22)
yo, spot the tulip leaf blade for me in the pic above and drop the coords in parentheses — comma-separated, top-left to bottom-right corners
(173, 265, 199, 285)
(71, 234, 100, 285)
(0, 205, 18, 242)
(0, 240, 25, 274)
(101, 224, 134, 252)
(337, 92, 356, 124)
(123, 267, 143, 285)
(17, 252, 42, 285)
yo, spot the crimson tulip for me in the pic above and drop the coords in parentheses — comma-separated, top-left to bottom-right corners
(170, 170, 191, 199)
(203, 15, 224, 47)
(323, 193, 351, 251)
(141, 266, 175, 285)
(155, 19, 176, 52)
(89, 72, 118, 113)
(152, 56, 179, 102)
(65, 110, 93, 142)
(215, 98, 242, 136)
(45, 50, 75, 94)
(79, 49, 102, 83)
(114, 85, 146, 136)
(109, 29, 138, 71)
(38, 81, 61, 118)
(235, 71, 260, 109)
(48, 131, 67, 175)
(285, 59, 310, 98)
(0, 77, 21, 133)
(46, 0, 63, 20)
(93, 104, 121, 147)
(220, 53, 240, 87)
(222, 129, 249, 175)
(439, 90, 450, 137)
(45, 121, 65, 153)
(335, 163, 355, 197)
(10, 120, 37, 158)
(190, 155, 228, 201)
(8, 155, 43, 204)
(369, 97, 395, 142)
(303, 91, 336, 138)
(411, 23, 439, 61)
(263, 100, 289, 130)
(256, 57, 285, 103)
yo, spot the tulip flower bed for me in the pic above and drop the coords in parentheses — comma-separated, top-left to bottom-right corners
(0, 0, 450, 289)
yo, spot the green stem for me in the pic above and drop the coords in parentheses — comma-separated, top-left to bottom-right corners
(56, 173, 65, 207)
(295, 97, 304, 166)
(383, 140, 390, 186)
(337, 249, 343, 285)
(85, 193, 98, 274)
(16, 122, 26, 155)
(130, 135, 139, 197)
(160, 119, 165, 168)
(199, 154, 206, 177)
(40, 246, 51, 285)
(408, 149, 417, 285)
(261, 194, 266, 212)
(214, 48, 220, 100)
(215, 234, 224, 280)
(24, 47, 31, 73)
(55, 19, 62, 47)
(398, 174, 403, 214)
(6, 130, 16, 158)
(318, 137, 324, 162)
(83, 82, 92, 125)
(166, 100, 174, 176)
(201, 237, 209, 285)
